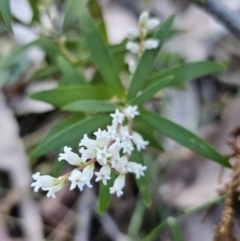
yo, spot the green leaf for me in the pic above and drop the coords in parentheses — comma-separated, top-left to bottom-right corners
(0, 0, 13, 32)
(62, 0, 88, 32)
(131, 151, 151, 206)
(27, 0, 40, 22)
(89, 0, 108, 43)
(29, 86, 114, 107)
(127, 15, 175, 101)
(30, 114, 111, 159)
(57, 55, 86, 85)
(167, 217, 183, 241)
(97, 172, 117, 215)
(145, 61, 226, 88)
(63, 100, 119, 113)
(140, 109, 230, 167)
(79, 6, 125, 97)
(134, 119, 164, 151)
(130, 77, 172, 105)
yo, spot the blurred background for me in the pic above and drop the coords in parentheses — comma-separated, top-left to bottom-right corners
(1, 0, 240, 240)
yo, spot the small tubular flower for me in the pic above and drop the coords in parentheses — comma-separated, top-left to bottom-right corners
(127, 28, 139, 39)
(82, 163, 95, 188)
(139, 11, 149, 26)
(96, 146, 112, 166)
(132, 132, 149, 151)
(128, 162, 147, 179)
(69, 169, 85, 191)
(31, 172, 65, 198)
(110, 109, 125, 125)
(110, 175, 125, 197)
(123, 105, 139, 119)
(146, 18, 160, 30)
(58, 146, 84, 166)
(144, 39, 159, 49)
(95, 165, 111, 185)
(126, 41, 140, 54)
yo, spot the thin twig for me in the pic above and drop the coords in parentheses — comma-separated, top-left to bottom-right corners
(189, 0, 240, 41)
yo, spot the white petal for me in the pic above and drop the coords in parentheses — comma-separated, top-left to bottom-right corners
(139, 11, 149, 25)
(146, 18, 160, 30)
(126, 41, 140, 54)
(144, 39, 159, 50)
(127, 28, 139, 39)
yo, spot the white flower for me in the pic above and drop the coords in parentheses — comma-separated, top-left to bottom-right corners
(146, 18, 160, 30)
(144, 39, 159, 50)
(106, 125, 118, 140)
(139, 11, 149, 26)
(127, 59, 136, 74)
(31, 172, 65, 198)
(95, 165, 111, 185)
(123, 105, 139, 119)
(108, 138, 122, 160)
(121, 140, 134, 155)
(128, 162, 147, 179)
(80, 134, 97, 150)
(79, 147, 96, 162)
(119, 126, 133, 143)
(31, 172, 59, 192)
(110, 109, 125, 125)
(110, 175, 125, 197)
(42, 183, 65, 198)
(94, 128, 107, 140)
(94, 128, 109, 148)
(126, 41, 140, 54)
(69, 169, 85, 191)
(132, 132, 149, 151)
(82, 163, 95, 188)
(127, 28, 139, 39)
(116, 156, 130, 174)
(58, 146, 84, 166)
(79, 134, 97, 161)
(96, 146, 112, 166)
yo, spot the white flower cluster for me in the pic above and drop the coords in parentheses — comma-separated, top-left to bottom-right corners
(31, 106, 148, 198)
(126, 11, 160, 55)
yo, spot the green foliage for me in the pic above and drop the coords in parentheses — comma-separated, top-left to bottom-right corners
(0, 0, 13, 32)
(127, 15, 175, 101)
(0, 1, 230, 235)
(97, 172, 117, 214)
(78, 6, 125, 98)
(131, 151, 151, 206)
(31, 114, 111, 159)
(139, 109, 230, 167)
(30, 86, 113, 107)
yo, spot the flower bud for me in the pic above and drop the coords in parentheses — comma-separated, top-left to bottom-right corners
(144, 39, 159, 50)
(146, 18, 160, 30)
(127, 28, 139, 39)
(126, 41, 140, 54)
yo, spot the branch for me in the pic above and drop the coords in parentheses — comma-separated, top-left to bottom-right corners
(189, 0, 240, 41)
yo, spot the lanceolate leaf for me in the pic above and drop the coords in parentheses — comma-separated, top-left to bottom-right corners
(130, 77, 172, 105)
(30, 86, 113, 107)
(62, 0, 88, 32)
(140, 109, 230, 167)
(131, 151, 151, 207)
(78, 6, 125, 97)
(134, 119, 164, 151)
(57, 56, 86, 85)
(167, 217, 183, 241)
(63, 100, 119, 113)
(0, 0, 13, 32)
(30, 114, 111, 159)
(97, 172, 117, 215)
(145, 61, 226, 88)
(127, 15, 175, 101)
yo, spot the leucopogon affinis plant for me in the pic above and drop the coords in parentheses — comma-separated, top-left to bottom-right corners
(31, 105, 148, 198)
